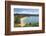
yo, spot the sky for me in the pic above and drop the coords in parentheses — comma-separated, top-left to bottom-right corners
(14, 8, 39, 14)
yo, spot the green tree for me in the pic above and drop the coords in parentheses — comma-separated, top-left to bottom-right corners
(14, 16, 20, 24)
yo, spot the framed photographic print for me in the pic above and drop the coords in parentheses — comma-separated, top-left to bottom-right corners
(5, 1, 45, 35)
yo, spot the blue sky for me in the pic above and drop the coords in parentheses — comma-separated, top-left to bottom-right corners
(14, 8, 39, 14)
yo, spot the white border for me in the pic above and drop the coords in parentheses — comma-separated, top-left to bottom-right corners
(11, 5, 42, 31)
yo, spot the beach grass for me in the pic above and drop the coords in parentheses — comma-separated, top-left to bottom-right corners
(14, 22, 39, 27)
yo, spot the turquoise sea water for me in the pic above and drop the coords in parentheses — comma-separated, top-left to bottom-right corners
(22, 16, 39, 24)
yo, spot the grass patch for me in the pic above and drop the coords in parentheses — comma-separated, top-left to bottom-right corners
(14, 22, 39, 27)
